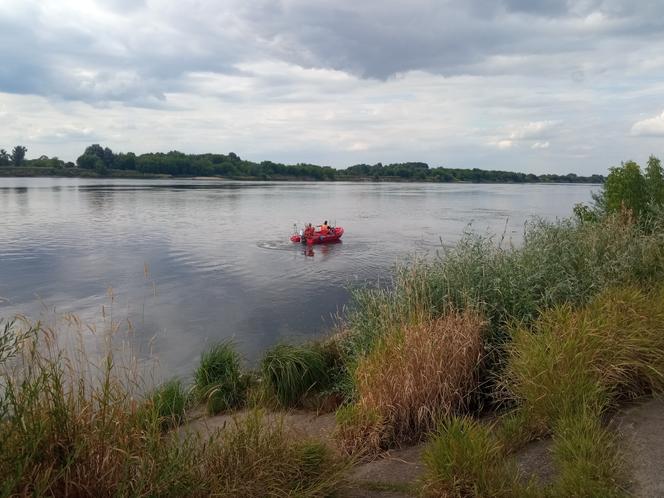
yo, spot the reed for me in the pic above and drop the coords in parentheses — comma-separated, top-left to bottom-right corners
(358, 310, 484, 443)
(335, 310, 485, 455)
(0, 321, 347, 497)
(343, 213, 664, 378)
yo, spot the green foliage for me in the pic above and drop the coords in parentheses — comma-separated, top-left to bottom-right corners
(420, 416, 534, 498)
(147, 379, 189, 430)
(260, 343, 330, 407)
(194, 342, 245, 414)
(68, 143, 604, 181)
(0, 148, 9, 166)
(0, 326, 347, 497)
(645, 155, 664, 205)
(343, 214, 664, 381)
(603, 160, 648, 216)
(586, 155, 664, 223)
(10, 145, 27, 166)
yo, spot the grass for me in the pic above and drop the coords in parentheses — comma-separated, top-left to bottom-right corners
(0, 321, 348, 497)
(338, 310, 484, 453)
(420, 416, 535, 498)
(194, 341, 246, 414)
(260, 342, 331, 407)
(501, 285, 664, 439)
(341, 214, 664, 386)
(422, 285, 664, 497)
(550, 411, 626, 498)
(200, 411, 348, 497)
(147, 379, 189, 430)
(334, 403, 387, 457)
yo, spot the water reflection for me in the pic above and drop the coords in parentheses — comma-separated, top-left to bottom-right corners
(0, 178, 599, 377)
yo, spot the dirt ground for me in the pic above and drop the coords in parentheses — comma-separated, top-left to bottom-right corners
(181, 397, 664, 497)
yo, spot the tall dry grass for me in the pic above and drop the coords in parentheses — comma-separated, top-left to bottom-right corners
(336, 310, 485, 454)
(0, 319, 347, 497)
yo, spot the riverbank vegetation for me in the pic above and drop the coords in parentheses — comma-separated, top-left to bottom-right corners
(0, 143, 604, 182)
(1, 155, 662, 496)
(0, 322, 347, 497)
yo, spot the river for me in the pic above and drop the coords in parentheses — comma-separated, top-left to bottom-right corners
(0, 178, 597, 377)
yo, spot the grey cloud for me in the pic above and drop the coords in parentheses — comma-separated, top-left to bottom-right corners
(3, 0, 664, 104)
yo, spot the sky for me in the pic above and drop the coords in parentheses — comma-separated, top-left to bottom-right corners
(1, 0, 663, 174)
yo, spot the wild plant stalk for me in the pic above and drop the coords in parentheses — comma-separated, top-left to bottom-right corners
(0, 321, 348, 497)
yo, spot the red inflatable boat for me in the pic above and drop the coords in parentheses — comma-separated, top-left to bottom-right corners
(291, 226, 344, 245)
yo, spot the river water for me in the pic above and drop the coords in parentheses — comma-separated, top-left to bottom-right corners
(0, 178, 597, 376)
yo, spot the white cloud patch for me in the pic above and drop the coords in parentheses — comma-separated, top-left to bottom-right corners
(631, 111, 664, 137)
(0, 0, 664, 174)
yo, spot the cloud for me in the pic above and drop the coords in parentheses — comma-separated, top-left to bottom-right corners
(509, 121, 560, 141)
(631, 111, 664, 137)
(0, 1, 663, 174)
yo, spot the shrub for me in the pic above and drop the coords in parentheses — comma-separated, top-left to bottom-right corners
(194, 342, 245, 414)
(420, 416, 535, 498)
(351, 310, 484, 446)
(260, 343, 329, 407)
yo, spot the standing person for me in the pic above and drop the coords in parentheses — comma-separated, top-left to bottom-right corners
(320, 220, 329, 234)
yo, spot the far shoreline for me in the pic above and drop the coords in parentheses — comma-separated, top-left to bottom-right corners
(0, 169, 604, 185)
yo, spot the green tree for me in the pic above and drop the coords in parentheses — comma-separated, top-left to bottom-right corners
(10, 145, 27, 166)
(645, 155, 664, 206)
(602, 160, 647, 217)
(0, 149, 9, 166)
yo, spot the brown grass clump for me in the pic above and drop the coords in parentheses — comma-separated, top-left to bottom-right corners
(337, 310, 485, 454)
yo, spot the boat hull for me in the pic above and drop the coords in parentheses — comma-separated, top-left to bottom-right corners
(290, 227, 344, 245)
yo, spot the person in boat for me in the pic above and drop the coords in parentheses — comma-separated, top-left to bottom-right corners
(320, 220, 329, 235)
(304, 223, 315, 238)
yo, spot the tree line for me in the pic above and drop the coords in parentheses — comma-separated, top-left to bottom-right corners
(0, 143, 605, 183)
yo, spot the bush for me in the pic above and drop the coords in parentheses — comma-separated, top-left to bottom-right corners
(420, 416, 534, 498)
(260, 343, 330, 407)
(349, 310, 484, 448)
(194, 342, 245, 414)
